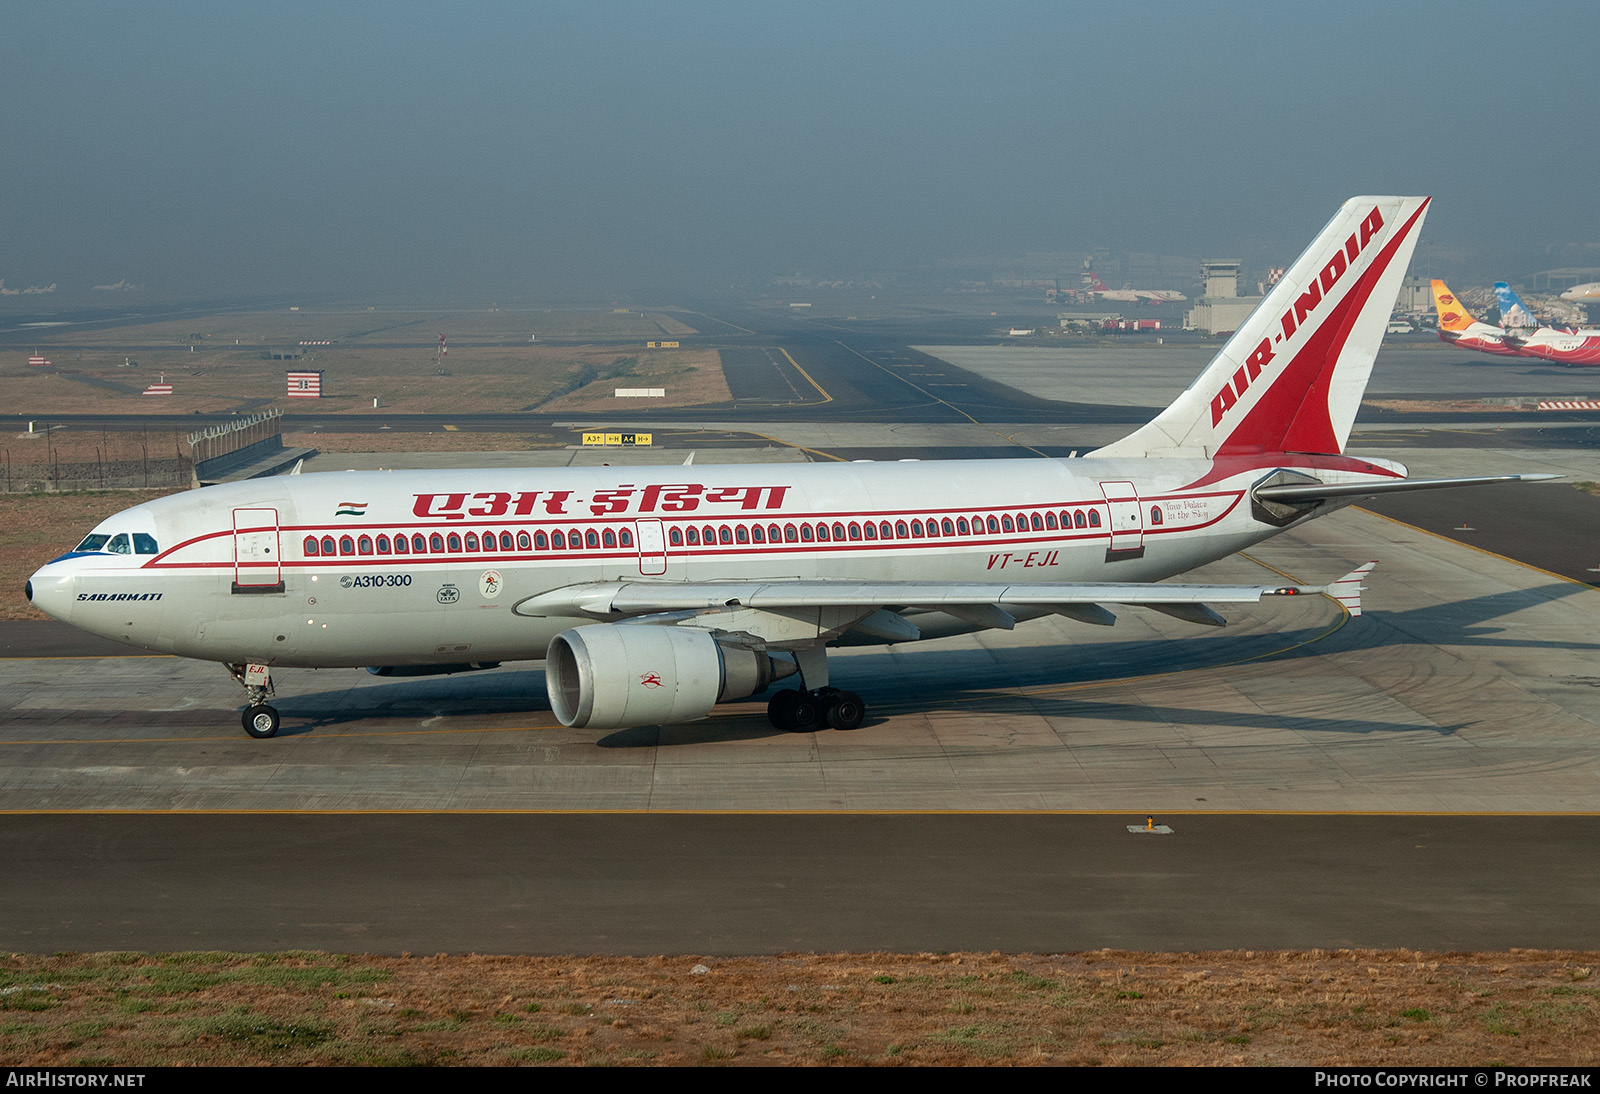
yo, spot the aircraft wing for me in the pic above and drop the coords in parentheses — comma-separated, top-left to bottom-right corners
(513, 563, 1377, 632)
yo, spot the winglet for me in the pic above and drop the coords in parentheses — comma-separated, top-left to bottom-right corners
(1324, 561, 1376, 617)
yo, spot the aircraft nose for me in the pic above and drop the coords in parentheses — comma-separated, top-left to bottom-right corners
(26, 565, 75, 623)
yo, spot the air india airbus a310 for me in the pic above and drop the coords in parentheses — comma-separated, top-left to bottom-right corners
(26, 196, 1553, 738)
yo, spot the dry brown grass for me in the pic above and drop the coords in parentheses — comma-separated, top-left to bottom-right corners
(1, 950, 1594, 1066)
(4, 306, 717, 416)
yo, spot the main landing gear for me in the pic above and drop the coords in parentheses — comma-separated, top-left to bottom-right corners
(228, 663, 281, 739)
(764, 647, 864, 731)
(766, 687, 866, 732)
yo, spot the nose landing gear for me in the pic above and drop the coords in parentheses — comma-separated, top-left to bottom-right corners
(228, 663, 281, 739)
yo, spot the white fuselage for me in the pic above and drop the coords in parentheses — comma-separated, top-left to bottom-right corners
(27, 452, 1400, 668)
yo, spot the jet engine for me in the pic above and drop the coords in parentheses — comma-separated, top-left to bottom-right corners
(545, 624, 795, 729)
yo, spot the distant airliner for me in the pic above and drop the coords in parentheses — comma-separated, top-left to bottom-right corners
(1495, 281, 1600, 366)
(1431, 279, 1522, 356)
(1081, 271, 1187, 303)
(27, 197, 1552, 739)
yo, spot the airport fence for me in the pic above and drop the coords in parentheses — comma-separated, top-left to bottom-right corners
(1, 428, 195, 493)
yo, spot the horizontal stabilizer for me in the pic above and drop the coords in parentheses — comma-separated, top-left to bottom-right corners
(1253, 473, 1559, 504)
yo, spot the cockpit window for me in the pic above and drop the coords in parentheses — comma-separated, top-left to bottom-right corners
(72, 531, 159, 555)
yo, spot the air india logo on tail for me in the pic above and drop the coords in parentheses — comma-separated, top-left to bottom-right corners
(1208, 206, 1387, 427)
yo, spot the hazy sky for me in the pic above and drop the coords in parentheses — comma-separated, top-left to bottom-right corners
(4, 1, 1594, 299)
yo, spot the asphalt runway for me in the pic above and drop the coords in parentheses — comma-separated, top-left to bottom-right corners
(4, 814, 1596, 954)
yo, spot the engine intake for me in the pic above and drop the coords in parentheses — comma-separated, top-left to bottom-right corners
(546, 624, 795, 729)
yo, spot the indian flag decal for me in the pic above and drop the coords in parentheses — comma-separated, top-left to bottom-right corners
(336, 501, 368, 516)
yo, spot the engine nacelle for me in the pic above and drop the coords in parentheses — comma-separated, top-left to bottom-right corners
(545, 624, 795, 729)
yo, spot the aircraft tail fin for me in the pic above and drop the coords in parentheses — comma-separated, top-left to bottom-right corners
(1092, 196, 1430, 460)
(1494, 282, 1537, 329)
(1432, 279, 1478, 331)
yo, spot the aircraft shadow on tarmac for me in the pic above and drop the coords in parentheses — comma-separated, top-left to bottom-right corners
(247, 582, 1590, 743)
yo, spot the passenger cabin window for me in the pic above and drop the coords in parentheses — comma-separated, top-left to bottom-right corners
(303, 536, 319, 556)
(534, 531, 548, 550)
(517, 531, 531, 550)
(339, 535, 355, 556)
(358, 535, 374, 555)
(465, 533, 479, 551)
(1088, 511, 1102, 527)
(394, 536, 409, 554)
(619, 529, 633, 547)
(376, 535, 391, 554)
